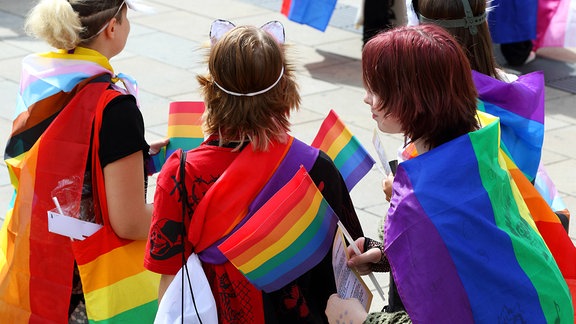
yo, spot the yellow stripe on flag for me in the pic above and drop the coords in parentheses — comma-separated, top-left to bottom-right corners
(79, 241, 149, 292)
(84, 270, 160, 321)
(237, 189, 323, 274)
(167, 125, 203, 138)
(325, 129, 351, 160)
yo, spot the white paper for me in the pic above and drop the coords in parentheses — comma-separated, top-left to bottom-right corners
(47, 211, 102, 240)
(332, 228, 373, 311)
(372, 129, 392, 175)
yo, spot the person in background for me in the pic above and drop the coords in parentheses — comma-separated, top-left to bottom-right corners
(0, 0, 167, 322)
(487, 0, 537, 66)
(325, 23, 573, 323)
(144, 20, 363, 323)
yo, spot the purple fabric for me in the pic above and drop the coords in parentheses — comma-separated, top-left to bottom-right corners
(198, 138, 319, 264)
(385, 168, 474, 323)
(472, 70, 545, 123)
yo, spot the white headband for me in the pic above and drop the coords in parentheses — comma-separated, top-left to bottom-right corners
(213, 66, 285, 97)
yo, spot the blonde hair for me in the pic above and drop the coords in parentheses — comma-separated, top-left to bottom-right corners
(25, 0, 125, 50)
(197, 25, 300, 152)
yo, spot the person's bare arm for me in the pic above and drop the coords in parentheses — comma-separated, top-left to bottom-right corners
(104, 150, 153, 240)
(158, 274, 176, 303)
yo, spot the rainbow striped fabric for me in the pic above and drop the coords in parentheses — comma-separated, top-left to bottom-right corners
(536, 0, 576, 48)
(281, 0, 336, 31)
(1, 50, 158, 323)
(218, 166, 338, 292)
(72, 226, 159, 323)
(149, 101, 205, 174)
(311, 109, 375, 191)
(385, 112, 574, 323)
(166, 101, 205, 157)
(473, 71, 545, 182)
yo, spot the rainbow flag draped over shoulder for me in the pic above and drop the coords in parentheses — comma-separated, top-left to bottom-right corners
(385, 112, 573, 323)
(281, 0, 336, 31)
(1, 50, 157, 323)
(218, 166, 338, 292)
(536, 0, 576, 48)
(473, 71, 545, 182)
(311, 109, 375, 191)
(149, 101, 205, 174)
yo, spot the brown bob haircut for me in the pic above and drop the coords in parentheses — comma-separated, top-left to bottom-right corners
(362, 24, 479, 150)
(416, 0, 501, 79)
(197, 25, 300, 151)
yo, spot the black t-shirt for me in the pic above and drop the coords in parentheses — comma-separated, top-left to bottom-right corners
(99, 94, 149, 168)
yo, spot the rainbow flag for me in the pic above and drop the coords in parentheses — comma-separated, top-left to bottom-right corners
(72, 226, 160, 323)
(385, 112, 574, 323)
(473, 71, 545, 182)
(536, 0, 576, 48)
(281, 0, 337, 32)
(311, 109, 375, 191)
(1, 50, 158, 322)
(149, 101, 205, 173)
(218, 166, 338, 293)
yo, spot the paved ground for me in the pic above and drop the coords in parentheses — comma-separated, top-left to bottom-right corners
(1, 0, 575, 312)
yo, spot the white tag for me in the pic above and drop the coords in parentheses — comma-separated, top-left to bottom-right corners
(47, 211, 103, 240)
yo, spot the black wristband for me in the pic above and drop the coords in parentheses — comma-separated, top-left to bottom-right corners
(363, 237, 390, 272)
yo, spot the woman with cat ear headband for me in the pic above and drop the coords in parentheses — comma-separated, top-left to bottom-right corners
(144, 19, 364, 324)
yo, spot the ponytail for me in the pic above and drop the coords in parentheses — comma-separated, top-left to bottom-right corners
(25, 0, 83, 50)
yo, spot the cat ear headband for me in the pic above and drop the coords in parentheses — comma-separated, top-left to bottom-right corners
(418, 0, 486, 35)
(209, 19, 286, 97)
(209, 19, 286, 46)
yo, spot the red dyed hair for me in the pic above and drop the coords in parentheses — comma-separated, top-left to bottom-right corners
(362, 24, 479, 150)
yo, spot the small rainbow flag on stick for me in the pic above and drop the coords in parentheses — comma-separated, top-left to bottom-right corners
(149, 101, 205, 173)
(312, 109, 375, 191)
(218, 166, 338, 293)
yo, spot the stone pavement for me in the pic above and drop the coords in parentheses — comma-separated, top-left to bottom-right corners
(1, 0, 575, 313)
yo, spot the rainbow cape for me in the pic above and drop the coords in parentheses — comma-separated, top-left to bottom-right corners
(536, 0, 576, 48)
(1, 50, 157, 323)
(149, 101, 205, 174)
(218, 166, 338, 292)
(473, 71, 545, 182)
(385, 112, 574, 323)
(281, 0, 336, 31)
(311, 109, 375, 191)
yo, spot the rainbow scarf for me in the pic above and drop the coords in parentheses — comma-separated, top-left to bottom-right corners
(1, 50, 157, 323)
(187, 136, 319, 264)
(218, 166, 338, 292)
(536, 0, 576, 48)
(311, 109, 375, 191)
(385, 112, 574, 323)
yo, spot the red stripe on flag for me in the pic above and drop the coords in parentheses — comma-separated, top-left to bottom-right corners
(311, 110, 345, 151)
(168, 101, 205, 114)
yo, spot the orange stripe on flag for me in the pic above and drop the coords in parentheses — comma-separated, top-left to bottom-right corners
(223, 182, 317, 264)
(168, 112, 203, 126)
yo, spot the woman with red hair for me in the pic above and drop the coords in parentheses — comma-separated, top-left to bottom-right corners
(325, 23, 573, 324)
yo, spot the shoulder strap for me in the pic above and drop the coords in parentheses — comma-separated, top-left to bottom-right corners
(177, 149, 204, 323)
(91, 88, 123, 225)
